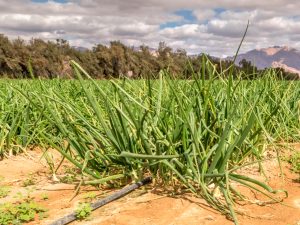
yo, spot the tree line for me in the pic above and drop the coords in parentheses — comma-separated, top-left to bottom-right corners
(0, 34, 297, 79)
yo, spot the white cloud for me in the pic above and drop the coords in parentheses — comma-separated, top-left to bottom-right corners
(193, 9, 215, 22)
(0, 0, 300, 56)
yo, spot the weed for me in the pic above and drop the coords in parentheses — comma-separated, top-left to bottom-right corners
(0, 199, 47, 225)
(75, 202, 92, 220)
(0, 186, 10, 198)
(59, 174, 76, 184)
(22, 174, 36, 187)
(282, 150, 300, 182)
(82, 192, 97, 202)
(289, 151, 300, 173)
(41, 193, 49, 201)
(59, 167, 79, 184)
(13, 192, 24, 200)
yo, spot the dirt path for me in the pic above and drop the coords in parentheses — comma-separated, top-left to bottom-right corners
(0, 146, 299, 225)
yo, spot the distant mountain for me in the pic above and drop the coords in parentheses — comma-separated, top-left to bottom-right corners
(72, 46, 89, 52)
(228, 46, 300, 77)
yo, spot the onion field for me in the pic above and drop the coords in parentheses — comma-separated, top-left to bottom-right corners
(0, 60, 299, 224)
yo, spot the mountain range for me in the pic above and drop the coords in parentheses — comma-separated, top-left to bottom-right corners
(230, 46, 300, 77)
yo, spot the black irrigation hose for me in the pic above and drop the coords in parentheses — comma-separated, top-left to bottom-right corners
(50, 176, 152, 225)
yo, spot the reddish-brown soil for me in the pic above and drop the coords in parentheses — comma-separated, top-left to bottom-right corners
(0, 145, 299, 225)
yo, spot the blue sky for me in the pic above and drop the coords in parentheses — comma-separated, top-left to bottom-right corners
(0, 0, 299, 56)
(160, 10, 197, 29)
(160, 8, 227, 29)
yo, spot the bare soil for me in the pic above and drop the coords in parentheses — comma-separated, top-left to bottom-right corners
(0, 145, 299, 225)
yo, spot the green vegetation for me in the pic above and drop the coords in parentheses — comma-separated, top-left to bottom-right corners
(41, 193, 49, 201)
(22, 174, 37, 187)
(75, 203, 92, 220)
(82, 192, 97, 202)
(289, 151, 300, 178)
(0, 199, 47, 225)
(282, 147, 300, 178)
(59, 166, 80, 184)
(0, 186, 10, 198)
(0, 56, 299, 224)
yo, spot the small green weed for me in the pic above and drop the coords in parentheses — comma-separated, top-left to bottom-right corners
(13, 192, 24, 200)
(41, 193, 49, 201)
(289, 151, 300, 173)
(59, 167, 78, 184)
(23, 174, 37, 187)
(75, 203, 92, 220)
(0, 186, 10, 198)
(283, 150, 300, 182)
(82, 192, 97, 202)
(0, 199, 48, 225)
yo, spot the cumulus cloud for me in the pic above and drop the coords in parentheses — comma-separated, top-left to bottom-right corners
(0, 0, 300, 56)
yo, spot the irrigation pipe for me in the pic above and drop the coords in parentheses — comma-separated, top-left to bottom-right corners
(50, 176, 152, 225)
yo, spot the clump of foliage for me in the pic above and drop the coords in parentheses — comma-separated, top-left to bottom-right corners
(19, 59, 296, 224)
(75, 203, 92, 220)
(281, 149, 300, 181)
(59, 166, 80, 184)
(22, 174, 37, 187)
(0, 186, 10, 198)
(0, 199, 47, 225)
(82, 192, 97, 202)
(289, 151, 300, 174)
(40, 193, 49, 201)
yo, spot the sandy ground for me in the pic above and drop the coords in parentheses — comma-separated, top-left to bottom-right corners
(0, 146, 299, 225)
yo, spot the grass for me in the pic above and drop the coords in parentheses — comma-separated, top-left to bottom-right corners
(0, 57, 299, 224)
